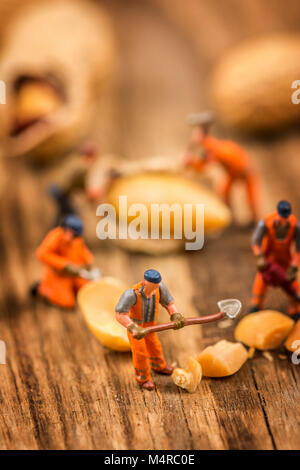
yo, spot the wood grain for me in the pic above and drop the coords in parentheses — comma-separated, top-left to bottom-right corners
(0, 0, 299, 450)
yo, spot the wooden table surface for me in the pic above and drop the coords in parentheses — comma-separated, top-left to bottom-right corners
(0, 0, 300, 450)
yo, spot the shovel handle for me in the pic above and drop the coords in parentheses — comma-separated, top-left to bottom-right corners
(144, 311, 225, 335)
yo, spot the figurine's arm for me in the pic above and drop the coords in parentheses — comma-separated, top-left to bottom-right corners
(159, 282, 185, 329)
(292, 222, 300, 266)
(36, 229, 70, 271)
(184, 133, 217, 170)
(287, 222, 300, 281)
(184, 152, 207, 172)
(252, 220, 268, 270)
(77, 238, 94, 266)
(201, 135, 222, 161)
(159, 282, 176, 314)
(252, 219, 267, 255)
(63, 167, 86, 196)
(86, 172, 114, 202)
(115, 289, 148, 339)
(115, 289, 137, 328)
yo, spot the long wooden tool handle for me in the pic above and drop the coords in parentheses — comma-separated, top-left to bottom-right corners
(145, 311, 225, 335)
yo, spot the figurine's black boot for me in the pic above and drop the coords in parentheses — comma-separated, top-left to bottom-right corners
(248, 305, 260, 314)
(30, 282, 40, 297)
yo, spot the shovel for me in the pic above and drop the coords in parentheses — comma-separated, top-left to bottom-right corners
(144, 298, 242, 335)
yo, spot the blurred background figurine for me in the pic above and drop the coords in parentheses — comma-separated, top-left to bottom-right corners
(250, 201, 300, 319)
(48, 141, 99, 225)
(184, 111, 259, 225)
(32, 215, 97, 309)
(48, 141, 120, 226)
(115, 269, 185, 391)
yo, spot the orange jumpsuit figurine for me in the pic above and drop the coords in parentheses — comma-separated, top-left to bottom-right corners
(250, 201, 300, 318)
(115, 269, 185, 391)
(33, 215, 94, 308)
(184, 111, 259, 223)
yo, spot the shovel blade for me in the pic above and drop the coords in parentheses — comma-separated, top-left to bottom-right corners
(217, 298, 242, 319)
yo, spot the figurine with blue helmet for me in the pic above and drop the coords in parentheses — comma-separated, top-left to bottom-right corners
(32, 215, 95, 308)
(115, 268, 185, 391)
(250, 200, 300, 318)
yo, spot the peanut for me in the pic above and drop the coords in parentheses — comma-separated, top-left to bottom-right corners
(211, 34, 300, 134)
(235, 310, 294, 350)
(197, 340, 248, 377)
(172, 357, 202, 393)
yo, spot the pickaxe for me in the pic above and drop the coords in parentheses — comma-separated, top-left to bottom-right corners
(144, 298, 242, 335)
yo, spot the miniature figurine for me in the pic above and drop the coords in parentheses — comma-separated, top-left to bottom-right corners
(115, 276, 241, 391)
(48, 141, 119, 226)
(184, 111, 259, 224)
(48, 141, 99, 225)
(249, 200, 300, 319)
(115, 269, 185, 391)
(32, 214, 95, 308)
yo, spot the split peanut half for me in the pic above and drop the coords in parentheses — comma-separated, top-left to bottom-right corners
(234, 311, 294, 350)
(77, 277, 130, 352)
(197, 340, 248, 377)
(285, 319, 300, 352)
(172, 357, 202, 393)
(106, 170, 232, 254)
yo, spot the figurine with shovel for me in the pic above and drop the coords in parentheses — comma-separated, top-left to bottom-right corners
(116, 269, 241, 391)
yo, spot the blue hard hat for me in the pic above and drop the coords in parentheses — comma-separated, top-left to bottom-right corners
(144, 269, 162, 284)
(62, 214, 83, 236)
(277, 200, 291, 218)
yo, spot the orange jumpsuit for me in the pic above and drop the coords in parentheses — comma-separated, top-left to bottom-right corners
(251, 212, 299, 315)
(36, 227, 94, 308)
(187, 135, 259, 221)
(122, 282, 167, 384)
